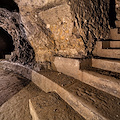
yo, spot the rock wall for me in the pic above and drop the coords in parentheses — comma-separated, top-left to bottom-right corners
(69, 0, 110, 54)
(0, 8, 35, 66)
(14, 0, 110, 64)
(0, 0, 110, 69)
(116, 0, 120, 20)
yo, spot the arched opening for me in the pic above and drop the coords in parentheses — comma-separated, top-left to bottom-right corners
(0, 27, 15, 59)
(0, 0, 19, 12)
(109, 0, 116, 28)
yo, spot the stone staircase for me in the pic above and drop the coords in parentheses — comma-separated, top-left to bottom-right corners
(1, 55, 120, 120)
(0, 22, 120, 120)
(27, 21, 120, 119)
(29, 55, 120, 120)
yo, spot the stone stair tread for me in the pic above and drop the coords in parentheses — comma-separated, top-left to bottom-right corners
(101, 40, 120, 48)
(92, 58, 120, 73)
(82, 69, 120, 98)
(39, 70, 120, 120)
(87, 66, 120, 79)
(29, 92, 85, 120)
(109, 28, 120, 40)
(67, 81, 120, 120)
(92, 57, 120, 63)
(93, 41, 120, 59)
(38, 70, 107, 120)
(39, 70, 77, 88)
(93, 49, 120, 59)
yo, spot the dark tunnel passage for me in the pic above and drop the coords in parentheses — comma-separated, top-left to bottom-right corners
(109, 0, 116, 28)
(0, 27, 15, 59)
(0, 0, 19, 12)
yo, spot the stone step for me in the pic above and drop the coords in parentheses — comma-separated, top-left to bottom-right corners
(109, 28, 120, 40)
(36, 71, 120, 120)
(93, 41, 120, 59)
(1, 60, 120, 120)
(115, 20, 120, 28)
(29, 93, 85, 120)
(35, 71, 106, 120)
(52, 57, 91, 80)
(0, 61, 106, 120)
(102, 40, 120, 48)
(109, 41, 120, 48)
(1, 59, 120, 99)
(92, 58, 120, 73)
(53, 57, 120, 98)
(0, 82, 43, 120)
(82, 70, 120, 98)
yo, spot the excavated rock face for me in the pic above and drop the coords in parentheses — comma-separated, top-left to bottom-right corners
(0, 8, 35, 66)
(15, 0, 84, 62)
(69, 0, 110, 54)
(14, 0, 110, 63)
(0, 0, 111, 69)
(115, 0, 120, 20)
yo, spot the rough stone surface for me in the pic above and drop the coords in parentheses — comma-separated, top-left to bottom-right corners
(29, 93, 85, 120)
(69, 0, 110, 54)
(0, 82, 43, 120)
(68, 81, 120, 120)
(0, 68, 30, 106)
(116, 0, 120, 20)
(92, 58, 120, 74)
(13, 0, 110, 63)
(0, 8, 35, 66)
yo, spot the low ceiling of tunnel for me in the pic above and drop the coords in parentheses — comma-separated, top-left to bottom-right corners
(0, 0, 19, 12)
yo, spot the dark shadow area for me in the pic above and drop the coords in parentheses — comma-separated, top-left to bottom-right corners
(109, 0, 116, 28)
(0, 27, 15, 59)
(0, 0, 19, 12)
(0, 69, 30, 106)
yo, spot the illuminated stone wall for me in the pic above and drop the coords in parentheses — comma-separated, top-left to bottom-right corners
(14, 0, 110, 63)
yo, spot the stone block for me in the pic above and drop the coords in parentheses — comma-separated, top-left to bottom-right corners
(102, 40, 120, 48)
(29, 93, 84, 120)
(53, 57, 91, 80)
(82, 70, 120, 99)
(93, 41, 120, 59)
(39, 3, 85, 57)
(92, 58, 120, 73)
(110, 28, 120, 40)
(110, 41, 120, 48)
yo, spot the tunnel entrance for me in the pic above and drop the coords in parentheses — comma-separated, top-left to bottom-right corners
(0, 27, 15, 59)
